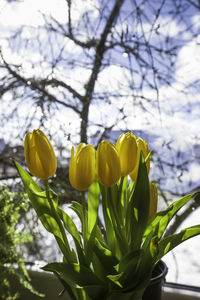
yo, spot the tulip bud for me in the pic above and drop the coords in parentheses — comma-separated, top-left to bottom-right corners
(129, 138, 150, 181)
(96, 140, 121, 187)
(116, 132, 138, 177)
(69, 143, 95, 191)
(24, 129, 57, 179)
(149, 182, 158, 222)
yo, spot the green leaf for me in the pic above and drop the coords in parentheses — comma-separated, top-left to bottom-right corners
(42, 263, 107, 299)
(55, 277, 77, 300)
(108, 184, 128, 257)
(13, 161, 60, 237)
(58, 207, 89, 266)
(93, 238, 118, 275)
(116, 177, 127, 225)
(83, 285, 107, 300)
(70, 201, 84, 225)
(88, 176, 100, 235)
(91, 248, 119, 286)
(107, 274, 123, 288)
(117, 250, 144, 289)
(95, 224, 108, 248)
(13, 161, 70, 259)
(58, 208, 82, 246)
(91, 252, 109, 283)
(144, 193, 197, 243)
(127, 180, 134, 199)
(101, 185, 120, 258)
(155, 225, 200, 263)
(42, 262, 101, 287)
(118, 249, 143, 273)
(142, 222, 160, 252)
(69, 201, 95, 266)
(86, 224, 97, 265)
(127, 153, 150, 251)
(86, 177, 100, 263)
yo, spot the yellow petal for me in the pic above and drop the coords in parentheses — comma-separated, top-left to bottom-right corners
(24, 129, 57, 179)
(97, 140, 121, 186)
(69, 144, 95, 191)
(149, 182, 158, 222)
(116, 132, 137, 176)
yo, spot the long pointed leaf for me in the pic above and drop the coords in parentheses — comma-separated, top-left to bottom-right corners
(88, 177, 100, 235)
(86, 177, 100, 263)
(13, 160, 72, 260)
(13, 161, 62, 239)
(101, 185, 119, 258)
(155, 225, 200, 263)
(42, 263, 107, 299)
(144, 193, 198, 243)
(127, 153, 150, 251)
(93, 238, 118, 275)
(58, 208, 82, 246)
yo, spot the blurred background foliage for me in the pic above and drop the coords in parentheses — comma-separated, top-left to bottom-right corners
(0, 185, 44, 299)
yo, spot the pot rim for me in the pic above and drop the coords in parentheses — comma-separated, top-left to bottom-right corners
(150, 260, 168, 284)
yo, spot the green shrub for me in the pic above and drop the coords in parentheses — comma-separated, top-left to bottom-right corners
(0, 185, 43, 299)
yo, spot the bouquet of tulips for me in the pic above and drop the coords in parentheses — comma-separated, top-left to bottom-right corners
(13, 129, 200, 300)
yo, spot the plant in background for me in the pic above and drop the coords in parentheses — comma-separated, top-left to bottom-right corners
(0, 185, 43, 299)
(13, 129, 200, 300)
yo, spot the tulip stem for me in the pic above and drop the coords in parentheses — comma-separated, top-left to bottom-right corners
(81, 191, 88, 250)
(118, 176, 124, 204)
(118, 176, 124, 225)
(108, 187, 128, 254)
(44, 180, 72, 263)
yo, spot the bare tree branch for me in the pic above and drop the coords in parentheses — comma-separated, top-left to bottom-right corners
(80, 0, 126, 142)
(0, 50, 81, 114)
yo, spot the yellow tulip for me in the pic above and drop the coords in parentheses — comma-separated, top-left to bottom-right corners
(129, 137, 150, 181)
(96, 140, 121, 187)
(116, 132, 138, 177)
(149, 182, 158, 222)
(24, 129, 57, 179)
(69, 143, 95, 191)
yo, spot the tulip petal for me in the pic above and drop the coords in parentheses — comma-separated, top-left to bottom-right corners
(34, 130, 57, 178)
(76, 145, 95, 191)
(69, 144, 95, 191)
(129, 138, 150, 181)
(149, 182, 158, 222)
(24, 129, 57, 179)
(97, 140, 121, 187)
(116, 132, 137, 176)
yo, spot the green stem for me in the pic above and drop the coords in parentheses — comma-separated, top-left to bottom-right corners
(44, 179, 72, 263)
(76, 289, 86, 300)
(118, 176, 124, 201)
(118, 176, 124, 224)
(108, 187, 128, 253)
(81, 191, 87, 250)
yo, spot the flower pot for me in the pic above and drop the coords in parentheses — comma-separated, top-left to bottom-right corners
(142, 260, 168, 300)
(97, 260, 168, 300)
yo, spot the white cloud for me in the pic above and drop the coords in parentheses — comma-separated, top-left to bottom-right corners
(96, 65, 131, 93)
(155, 16, 185, 38)
(0, 0, 99, 29)
(0, 0, 44, 28)
(192, 14, 200, 32)
(175, 37, 200, 85)
(71, 0, 99, 22)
